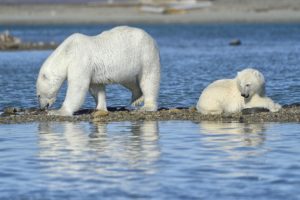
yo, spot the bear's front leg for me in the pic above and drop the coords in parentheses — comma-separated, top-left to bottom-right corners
(89, 84, 107, 111)
(49, 78, 90, 116)
(139, 99, 158, 112)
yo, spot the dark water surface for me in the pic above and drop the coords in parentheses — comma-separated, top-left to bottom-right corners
(0, 24, 300, 199)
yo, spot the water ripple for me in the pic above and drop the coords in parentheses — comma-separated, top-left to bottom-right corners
(1, 24, 300, 110)
(0, 121, 300, 199)
(1, 24, 300, 199)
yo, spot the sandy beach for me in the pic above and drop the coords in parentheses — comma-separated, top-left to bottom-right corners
(0, 0, 300, 24)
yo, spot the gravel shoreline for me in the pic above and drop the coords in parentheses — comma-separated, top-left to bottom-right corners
(1, 104, 300, 124)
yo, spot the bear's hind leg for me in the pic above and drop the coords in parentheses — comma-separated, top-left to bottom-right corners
(89, 84, 107, 111)
(139, 73, 159, 112)
(197, 97, 223, 115)
(123, 80, 143, 107)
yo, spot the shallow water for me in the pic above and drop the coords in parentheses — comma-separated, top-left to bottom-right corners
(0, 24, 299, 110)
(0, 24, 300, 199)
(0, 121, 300, 199)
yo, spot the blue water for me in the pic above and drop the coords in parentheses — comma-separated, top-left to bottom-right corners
(0, 24, 300, 199)
(0, 24, 300, 110)
(0, 121, 300, 199)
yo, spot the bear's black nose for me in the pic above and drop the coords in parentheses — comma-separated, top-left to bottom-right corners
(241, 93, 249, 98)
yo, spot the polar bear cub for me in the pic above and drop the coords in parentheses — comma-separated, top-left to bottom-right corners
(197, 68, 281, 114)
(36, 26, 160, 116)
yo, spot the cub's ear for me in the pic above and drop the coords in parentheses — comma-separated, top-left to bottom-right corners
(253, 70, 263, 78)
(253, 70, 265, 84)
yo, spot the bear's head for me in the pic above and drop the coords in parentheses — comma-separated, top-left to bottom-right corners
(36, 71, 58, 109)
(236, 68, 265, 99)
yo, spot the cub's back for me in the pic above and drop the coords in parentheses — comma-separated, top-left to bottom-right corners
(205, 79, 235, 93)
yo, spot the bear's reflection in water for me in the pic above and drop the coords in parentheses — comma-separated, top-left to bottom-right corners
(38, 121, 160, 182)
(199, 122, 268, 159)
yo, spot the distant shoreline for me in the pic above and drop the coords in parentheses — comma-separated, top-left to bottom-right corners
(0, 4, 300, 25)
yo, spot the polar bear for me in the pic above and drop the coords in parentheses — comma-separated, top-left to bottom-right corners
(36, 26, 160, 116)
(196, 68, 281, 114)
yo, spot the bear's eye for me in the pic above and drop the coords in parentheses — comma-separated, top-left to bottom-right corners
(245, 84, 250, 87)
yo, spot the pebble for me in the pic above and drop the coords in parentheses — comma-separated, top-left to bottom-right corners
(1, 104, 300, 124)
(92, 110, 109, 118)
(168, 108, 181, 113)
(229, 39, 241, 46)
(3, 107, 21, 114)
(242, 107, 270, 115)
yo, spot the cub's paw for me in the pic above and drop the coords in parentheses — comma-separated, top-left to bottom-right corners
(269, 103, 282, 112)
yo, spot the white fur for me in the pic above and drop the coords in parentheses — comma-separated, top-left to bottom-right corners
(197, 68, 281, 114)
(36, 26, 161, 116)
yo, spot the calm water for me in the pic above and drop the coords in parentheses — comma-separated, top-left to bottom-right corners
(0, 24, 300, 199)
(0, 24, 300, 109)
(0, 121, 300, 199)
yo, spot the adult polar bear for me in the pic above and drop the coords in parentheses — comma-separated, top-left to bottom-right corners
(36, 26, 160, 116)
(197, 68, 281, 114)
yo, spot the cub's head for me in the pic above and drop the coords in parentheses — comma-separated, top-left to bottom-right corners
(236, 68, 265, 99)
(36, 71, 57, 110)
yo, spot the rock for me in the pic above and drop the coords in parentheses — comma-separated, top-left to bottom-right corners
(158, 107, 169, 111)
(0, 31, 58, 51)
(24, 108, 46, 115)
(49, 41, 57, 46)
(32, 43, 38, 47)
(74, 109, 94, 115)
(3, 107, 21, 115)
(92, 110, 109, 118)
(3, 42, 20, 49)
(0, 30, 22, 50)
(189, 107, 197, 112)
(242, 107, 270, 115)
(168, 108, 181, 113)
(282, 103, 300, 108)
(37, 41, 44, 46)
(229, 39, 241, 46)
